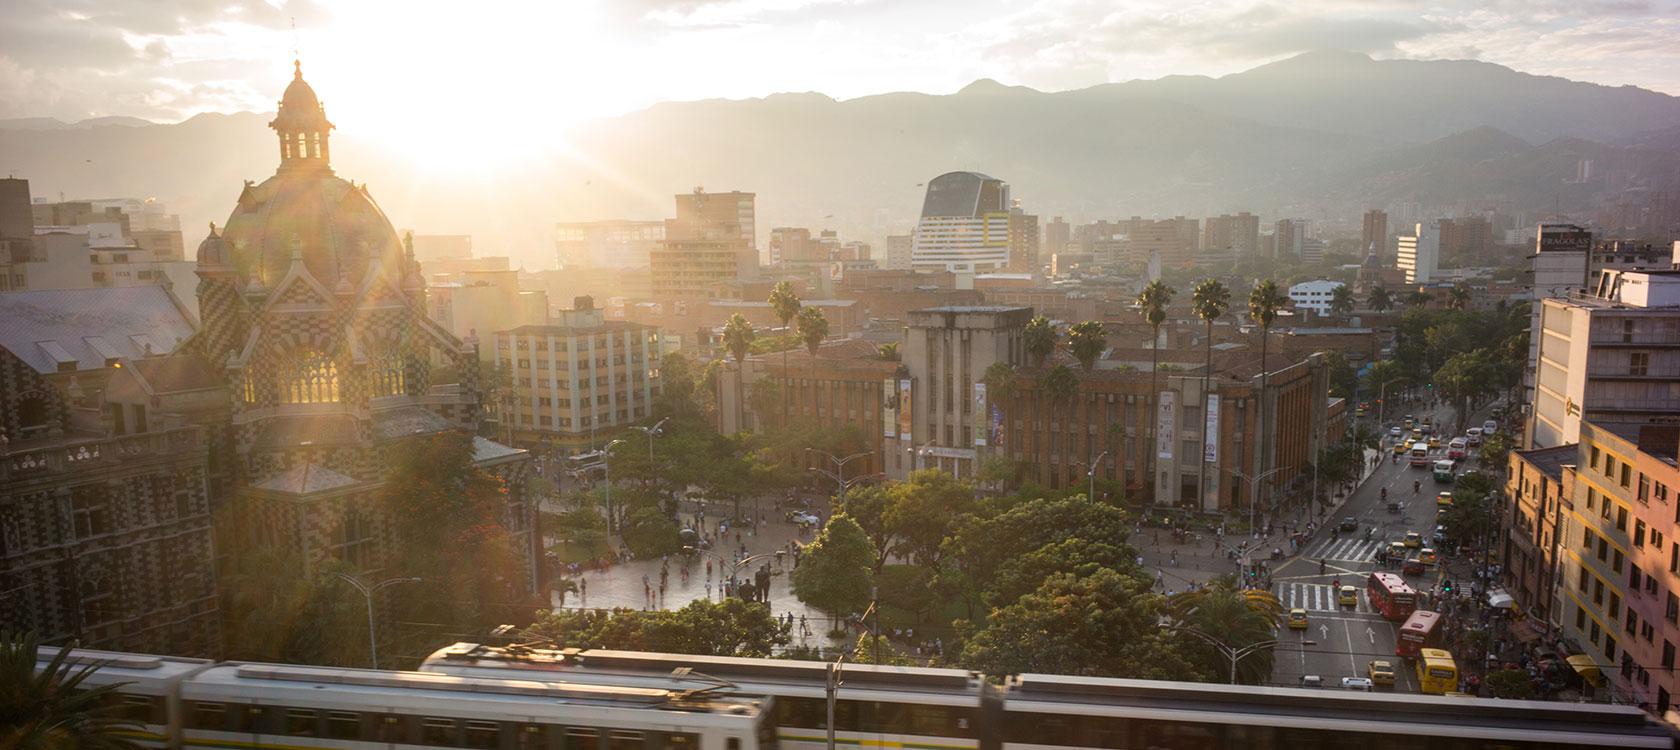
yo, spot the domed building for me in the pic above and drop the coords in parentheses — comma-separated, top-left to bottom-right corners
(186, 62, 535, 594)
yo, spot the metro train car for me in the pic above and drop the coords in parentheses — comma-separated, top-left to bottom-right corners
(997, 673, 1678, 749)
(419, 643, 992, 750)
(34, 646, 215, 748)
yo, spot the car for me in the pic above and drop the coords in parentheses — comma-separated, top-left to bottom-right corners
(1342, 677, 1375, 691)
(1340, 516, 1358, 532)
(1368, 660, 1397, 686)
(1339, 585, 1358, 607)
(1402, 557, 1425, 576)
(1466, 427, 1484, 446)
(1428, 436, 1441, 448)
(1433, 460, 1456, 482)
(1288, 608, 1309, 629)
(1436, 491, 1454, 507)
(1393, 441, 1410, 456)
(1404, 531, 1423, 548)
(1389, 426, 1404, 438)
(1483, 419, 1499, 435)
(1300, 674, 1324, 688)
(1419, 548, 1438, 566)
(1387, 541, 1409, 561)
(787, 510, 820, 527)
(1433, 525, 1449, 545)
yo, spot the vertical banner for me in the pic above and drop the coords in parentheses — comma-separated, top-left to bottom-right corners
(972, 383, 988, 446)
(881, 377, 898, 438)
(990, 402, 1004, 448)
(1156, 390, 1176, 460)
(1204, 393, 1221, 464)
(898, 379, 913, 440)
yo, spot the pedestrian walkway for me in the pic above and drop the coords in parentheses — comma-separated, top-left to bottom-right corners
(1304, 538, 1386, 563)
(1282, 582, 1375, 614)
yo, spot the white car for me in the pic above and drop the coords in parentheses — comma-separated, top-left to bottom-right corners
(1388, 426, 1403, 438)
(788, 511, 820, 527)
(1341, 677, 1374, 691)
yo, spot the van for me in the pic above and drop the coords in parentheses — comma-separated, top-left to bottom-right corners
(1483, 419, 1499, 435)
(1409, 442, 1431, 467)
(1447, 438, 1468, 460)
(1466, 427, 1484, 446)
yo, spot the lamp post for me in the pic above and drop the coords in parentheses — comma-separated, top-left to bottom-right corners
(1160, 623, 1279, 685)
(1076, 450, 1110, 502)
(629, 417, 669, 461)
(603, 439, 626, 534)
(687, 548, 781, 601)
(806, 449, 871, 505)
(333, 573, 420, 669)
(1230, 466, 1289, 535)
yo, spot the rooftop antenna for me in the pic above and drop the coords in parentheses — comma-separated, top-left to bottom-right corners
(290, 17, 299, 63)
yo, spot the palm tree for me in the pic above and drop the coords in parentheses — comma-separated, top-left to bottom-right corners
(1042, 365, 1079, 486)
(767, 281, 802, 428)
(721, 313, 755, 432)
(877, 342, 899, 361)
(1247, 279, 1286, 513)
(1329, 285, 1355, 316)
(1367, 285, 1392, 312)
(1191, 279, 1230, 511)
(982, 361, 1017, 453)
(1023, 315, 1056, 367)
(1067, 320, 1107, 371)
(1447, 283, 1472, 311)
(2, 631, 145, 750)
(1137, 280, 1176, 505)
(796, 306, 829, 356)
(1166, 577, 1284, 685)
(1406, 289, 1433, 308)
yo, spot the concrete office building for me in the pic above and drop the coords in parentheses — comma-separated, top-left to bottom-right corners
(911, 172, 1011, 272)
(1007, 206, 1040, 273)
(1287, 279, 1346, 314)
(884, 234, 913, 270)
(1362, 209, 1388, 257)
(1397, 221, 1442, 284)
(651, 189, 758, 299)
(491, 302, 661, 451)
(1044, 217, 1071, 262)
(1523, 223, 1595, 430)
(898, 305, 1034, 479)
(1527, 269, 1680, 449)
(1204, 212, 1260, 256)
(1273, 219, 1308, 259)
(556, 221, 665, 268)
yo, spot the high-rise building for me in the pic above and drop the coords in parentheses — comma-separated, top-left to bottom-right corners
(911, 172, 1011, 272)
(1526, 269, 1680, 449)
(899, 305, 1034, 480)
(1203, 212, 1260, 256)
(1396, 221, 1441, 284)
(0, 177, 36, 291)
(1440, 216, 1493, 260)
(491, 300, 661, 450)
(884, 234, 913, 270)
(1007, 206, 1039, 273)
(1299, 238, 1327, 265)
(1044, 216, 1070, 262)
(769, 227, 818, 264)
(555, 220, 664, 269)
(651, 189, 757, 299)
(1361, 209, 1388, 257)
(1273, 219, 1308, 258)
(1125, 217, 1200, 270)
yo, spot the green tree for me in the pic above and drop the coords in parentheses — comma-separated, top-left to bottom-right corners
(2, 631, 144, 750)
(1248, 279, 1287, 499)
(1023, 315, 1056, 367)
(1327, 284, 1353, 316)
(792, 515, 876, 619)
(721, 313, 756, 431)
(1192, 279, 1231, 507)
(1067, 320, 1107, 371)
(834, 483, 896, 569)
(1480, 432, 1511, 468)
(1406, 289, 1434, 308)
(1448, 283, 1473, 311)
(525, 598, 788, 657)
(877, 342, 900, 361)
(1137, 280, 1176, 503)
(796, 306, 829, 356)
(1166, 577, 1283, 684)
(746, 378, 782, 429)
(622, 506, 683, 558)
(1484, 667, 1536, 699)
(986, 538, 1138, 607)
(1324, 350, 1358, 399)
(768, 281, 802, 426)
(1368, 285, 1393, 312)
(884, 469, 976, 569)
(958, 569, 1205, 680)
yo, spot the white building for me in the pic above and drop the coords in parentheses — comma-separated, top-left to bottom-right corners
(1287, 279, 1346, 314)
(911, 171, 1011, 272)
(884, 234, 913, 270)
(1397, 221, 1441, 283)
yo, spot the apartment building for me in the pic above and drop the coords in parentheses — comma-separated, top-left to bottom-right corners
(492, 305, 661, 451)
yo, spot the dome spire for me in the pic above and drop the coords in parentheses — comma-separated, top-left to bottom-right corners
(270, 59, 334, 174)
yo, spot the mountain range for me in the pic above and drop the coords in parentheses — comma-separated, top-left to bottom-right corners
(2, 50, 1677, 268)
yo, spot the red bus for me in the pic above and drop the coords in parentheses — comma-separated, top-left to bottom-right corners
(1396, 609, 1442, 657)
(1367, 572, 1418, 621)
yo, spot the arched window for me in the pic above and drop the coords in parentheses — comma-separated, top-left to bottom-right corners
(241, 370, 257, 404)
(283, 350, 339, 404)
(373, 350, 406, 397)
(337, 506, 374, 570)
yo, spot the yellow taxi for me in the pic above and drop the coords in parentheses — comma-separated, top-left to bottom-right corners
(1389, 541, 1410, 560)
(1419, 548, 1439, 566)
(1368, 660, 1396, 686)
(1428, 436, 1442, 448)
(1288, 608, 1309, 629)
(1393, 441, 1411, 456)
(1339, 585, 1358, 607)
(1437, 491, 1454, 507)
(1404, 531, 1423, 548)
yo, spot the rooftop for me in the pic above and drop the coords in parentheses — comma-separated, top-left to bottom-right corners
(1514, 444, 1576, 481)
(0, 286, 197, 375)
(501, 320, 652, 336)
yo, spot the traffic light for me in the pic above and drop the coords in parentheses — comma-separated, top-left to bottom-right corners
(1442, 579, 1454, 593)
(1426, 382, 1434, 390)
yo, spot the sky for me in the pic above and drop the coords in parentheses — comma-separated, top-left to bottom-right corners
(2, 0, 1678, 154)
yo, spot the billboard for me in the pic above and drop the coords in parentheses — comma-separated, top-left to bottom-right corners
(972, 383, 988, 446)
(1203, 394, 1220, 464)
(881, 377, 898, 438)
(1156, 390, 1176, 460)
(898, 379, 913, 441)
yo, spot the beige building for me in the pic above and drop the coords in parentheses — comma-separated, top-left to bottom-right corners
(899, 305, 1035, 479)
(1203, 212, 1260, 256)
(491, 304, 662, 451)
(428, 268, 550, 348)
(652, 189, 757, 299)
(555, 220, 664, 268)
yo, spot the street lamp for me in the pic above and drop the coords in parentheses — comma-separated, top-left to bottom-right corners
(629, 417, 670, 461)
(333, 573, 420, 669)
(1075, 450, 1110, 502)
(1376, 377, 1407, 428)
(1160, 623, 1279, 685)
(1230, 466, 1289, 535)
(603, 439, 626, 534)
(806, 449, 871, 505)
(686, 548, 780, 598)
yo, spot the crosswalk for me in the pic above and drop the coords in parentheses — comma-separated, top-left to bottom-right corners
(1282, 582, 1375, 614)
(1304, 538, 1388, 562)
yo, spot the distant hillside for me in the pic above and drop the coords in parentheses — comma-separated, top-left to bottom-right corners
(2, 51, 1676, 267)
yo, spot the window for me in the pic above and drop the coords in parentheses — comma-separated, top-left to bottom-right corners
(1632, 565, 1643, 591)
(374, 351, 406, 397)
(1606, 635, 1617, 660)
(464, 721, 499, 749)
(1631, 352, 1650, 376)
(1637, 519, 1648, 546)
(326, 711, 360, 740)
(285, 709, 317, 736)
(1644, 622, 1656, 643)
(1665, 641, 1676, 669)
(283, 350, 340, 404)
(1580, 567, 1590, 591)
(1614, 549, 1624, 574)
(1609, 592, 1620, 619)
(1594, 578, 1604, 605)
(421, 718, 457, 746)
(516, 725, 548, 750)
(1668, 593, 1679, 624)
(1627, 610, 1639, 635)
(1577, 605, 1587, 629)
(71, 486, 112, 538)
(192, 702, 226, 730)
(1622, 464, 1632, 488)
(1641, 477, 1651, 505)
(1592, 446, 1601, 470)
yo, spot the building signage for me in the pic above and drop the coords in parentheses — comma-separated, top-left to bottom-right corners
(1204, 393, 1220, 464)
(898, 379, 913, 440)
(1156, 390, 1176, 460)
(972, 383, 987, 447)
(924, 445, 977, 460)
(882, 377, 898, 438)
(990, 402, 1004, 448)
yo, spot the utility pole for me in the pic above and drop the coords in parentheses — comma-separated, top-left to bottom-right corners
(333, 573, 420, 669)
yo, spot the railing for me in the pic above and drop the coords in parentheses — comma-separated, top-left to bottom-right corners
(2, 426, 203, 481)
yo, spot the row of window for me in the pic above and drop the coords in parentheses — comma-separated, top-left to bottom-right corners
(185, 700, 708, 750)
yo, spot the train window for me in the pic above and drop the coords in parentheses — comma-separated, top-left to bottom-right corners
(516, 724, 548, 750)
(465, 720, 499, 749)
(233, 705, 268, 733)
(725, 740, 739, 750)
(653, 732, 698, 750)
(564, 727, 598, 750)
(859, 701, 908, 732)
(906, 705, 974, 737)
(422, 718, 459, 746)
(106, 693, 160, 723)
(1003, 713, 1075, 745)
(377, 715, 404, 743)
(285, 709, 318, 737)
(191, 701, 226, 730)
(607, 730, 643, 750)
(326, 711, 360, 740)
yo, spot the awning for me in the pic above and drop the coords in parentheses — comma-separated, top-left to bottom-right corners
(1566, 654, 1606, 687)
